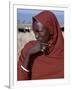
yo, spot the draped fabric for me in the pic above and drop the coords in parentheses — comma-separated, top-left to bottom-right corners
(17, 11, 64, 80)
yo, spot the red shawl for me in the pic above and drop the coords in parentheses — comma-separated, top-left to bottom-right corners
(17, 11, 64, 80)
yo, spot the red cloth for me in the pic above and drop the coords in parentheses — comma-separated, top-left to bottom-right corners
(17, 11, 64, 80)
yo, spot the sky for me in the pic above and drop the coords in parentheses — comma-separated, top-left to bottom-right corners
(17, 9, 64, 27)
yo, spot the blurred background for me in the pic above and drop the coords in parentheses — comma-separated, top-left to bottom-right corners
(17, 9, 64, 60)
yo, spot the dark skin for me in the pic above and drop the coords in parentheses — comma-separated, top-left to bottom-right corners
(33, 21, 50, 43)
(23, 21, 50, 70)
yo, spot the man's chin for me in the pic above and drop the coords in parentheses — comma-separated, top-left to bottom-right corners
(37, 40, 42, 43)
(36, 39, 45, 43)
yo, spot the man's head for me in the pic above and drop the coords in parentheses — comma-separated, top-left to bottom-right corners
(32, 11, 61, 47)
(32, 10, 63, 55)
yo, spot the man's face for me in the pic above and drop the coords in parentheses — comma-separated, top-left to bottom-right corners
(33, 21, 50, 43)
